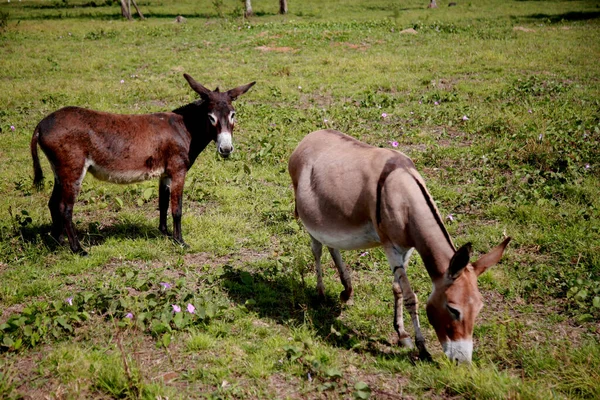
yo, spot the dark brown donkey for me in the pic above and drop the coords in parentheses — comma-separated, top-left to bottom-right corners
(30, 73, 255, 255)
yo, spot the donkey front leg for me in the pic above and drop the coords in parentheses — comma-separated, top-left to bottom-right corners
(169, 172, 188, 247)
(158, 176, 171, 236)
(385, 245, 432, 360)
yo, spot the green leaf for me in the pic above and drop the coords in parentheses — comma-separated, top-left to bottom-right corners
(115, 197, 124, 208)
(324, 367, 343, 379)
(592, 296, 600, 308)
(354, 381, 371, 399)
(173, 312, 184, 329)
(56, 317, 72, 332)
(162, 332, 171, 348)
(3, 335, 14, 347)
(574, 289, 588, 301)
(143, 188, 153, 201)
(240, 271, 253, 286)
(243, 163, 252, 174)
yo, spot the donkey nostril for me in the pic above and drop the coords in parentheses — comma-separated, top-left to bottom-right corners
(218, 147, 232, 157)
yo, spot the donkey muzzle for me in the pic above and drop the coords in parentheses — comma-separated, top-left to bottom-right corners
(217, 132, 233, 158)
(442, 339, 473, 363)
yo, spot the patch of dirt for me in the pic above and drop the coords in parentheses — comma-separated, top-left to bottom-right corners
(400, 28, 418, 35)
(255, 45, 298, 53)
(430, 78, 456, 91)
(335, 42, 370, 51)
(0, 303, 25, 324)
(513, 26, 536, 33)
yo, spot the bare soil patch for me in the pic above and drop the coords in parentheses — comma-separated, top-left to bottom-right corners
(255, 45, 298, 53)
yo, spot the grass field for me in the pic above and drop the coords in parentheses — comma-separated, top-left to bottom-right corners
(1, 0, 599, 398)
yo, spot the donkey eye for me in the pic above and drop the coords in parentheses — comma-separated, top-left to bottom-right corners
(208, 114, 218, 126)
(229, 111, 236, 123)
(447, 305, 462, 321)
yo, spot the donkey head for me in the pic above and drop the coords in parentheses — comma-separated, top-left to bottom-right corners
(184, 73, 255, 158)
(426, 237, 511, 363)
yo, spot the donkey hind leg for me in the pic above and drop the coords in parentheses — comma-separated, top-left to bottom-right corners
(56, 170, 87, 255)
(328, 247, 353, 305)
(48, 178, 65, 245)
(310, 235, 326, 301)
(384, 246, 432, 360)
(158, 176, 171, 236)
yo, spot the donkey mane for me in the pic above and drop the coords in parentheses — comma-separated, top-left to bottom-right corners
(411, 175, 456, 252)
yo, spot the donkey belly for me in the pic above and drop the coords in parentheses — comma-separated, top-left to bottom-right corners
(87, 160, 165, 184)
(303, 222, 381, 250)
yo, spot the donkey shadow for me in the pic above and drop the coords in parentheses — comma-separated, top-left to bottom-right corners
(17, 220, 166, 252)
(220, 265, 420, 362)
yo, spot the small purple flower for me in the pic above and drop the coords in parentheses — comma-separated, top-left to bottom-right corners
(10, 125, 15, 131)
(538, 133, 543, 141)
(66, 297, 73, 306)
(308, 372, 312, 382)
(410, 111, 414, 115)
(447, 214, 454, 222)
(462, 115, 469, 121)
(172, 304, 181, 313)
(360, 251, 368, 257)
(324, 119, 329, 123)
(419, 101, 422, 104)
(528, 109, 533, 114)
(125, 313, 134, 319)
(187, 303, 196, 314)
(585, 163, 590, 170)
(434, 101, 439, 105)
(389, 141, 399, 148)
(120, 79, 125, 84)
(159, 282, 172, 290)
(381, 112, 388, 118)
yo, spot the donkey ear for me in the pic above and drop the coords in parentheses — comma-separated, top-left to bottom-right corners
(447, 242, 472, 281)
(183, 74, 211, 99)
(472, 237, 511, 277)
(227, 81, 256, 101)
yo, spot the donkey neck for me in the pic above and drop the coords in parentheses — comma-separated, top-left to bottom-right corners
(408, 175, 457, 280)
(414, 235, 455, 281)
(172, 100, 213, 166)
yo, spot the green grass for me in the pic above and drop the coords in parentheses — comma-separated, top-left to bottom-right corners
(1, 0, 599, 398)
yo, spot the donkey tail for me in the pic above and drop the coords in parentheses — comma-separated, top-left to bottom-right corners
(31, 125, 44, 190)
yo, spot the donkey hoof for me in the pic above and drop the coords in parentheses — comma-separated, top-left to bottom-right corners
(340, 290, 354, 305)
(73, 248, 88, 257)
(398, 336, 414, 349)
(317, 289, 326, 303)
(418, 349, 433, 362)
(174, 239, 189, 248)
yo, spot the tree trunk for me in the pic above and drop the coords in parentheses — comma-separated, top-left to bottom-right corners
(279, 0, 287, 14)
(244, 0, 253, 17)
(130, 0, 145, 19)
(120, 0, 132, 20)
